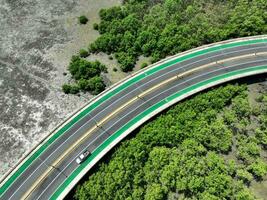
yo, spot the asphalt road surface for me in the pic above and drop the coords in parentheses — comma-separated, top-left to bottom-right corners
(2, 40, 267, 200)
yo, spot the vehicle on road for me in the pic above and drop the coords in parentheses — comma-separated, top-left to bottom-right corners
(76, 150, 91, 164)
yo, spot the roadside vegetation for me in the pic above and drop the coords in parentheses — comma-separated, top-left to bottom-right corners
(66, 0, 267, 198)
(63, 0, 266, 94)
(62, 56, 107, 95)
(88, 0, 266, 72)
(75, 84, 267, 199)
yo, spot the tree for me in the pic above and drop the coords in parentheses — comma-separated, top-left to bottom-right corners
(69, 85, 80, 94)
(87, 0, 266, 73)
(116, 52, 136, 72)
(87, 76, 106, 95)
(63, 56, 106, 95)
(62, 84, 79, 94)
(236, 169, 253, 184)
(255, 129, 267, 149)
(144, 183, 166, 200)
(79, 15, 88, 24)
(62, 84, 72, 94)
(93, 23, 99, 30)
(75, 84, 263, 199)
(248, 159, 267, 179)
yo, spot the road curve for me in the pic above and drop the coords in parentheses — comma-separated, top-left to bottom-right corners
(1, 36, 267, 200)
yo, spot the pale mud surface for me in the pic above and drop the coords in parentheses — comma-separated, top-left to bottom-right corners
(0, 0, 121, 177)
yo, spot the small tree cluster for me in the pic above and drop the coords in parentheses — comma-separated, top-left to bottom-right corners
(62, 56, 107, 95)
(88, 0, 266, 72)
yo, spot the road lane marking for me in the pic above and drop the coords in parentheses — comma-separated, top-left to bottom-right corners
(48, 60, 267, 200)
(2, 43, 267, 199)
(10, 47, 265, 199)
(13, 47, 267, 199)
(28, 55, 267, 200)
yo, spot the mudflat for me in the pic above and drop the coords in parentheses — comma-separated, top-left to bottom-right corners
(0, 0, 121, 178)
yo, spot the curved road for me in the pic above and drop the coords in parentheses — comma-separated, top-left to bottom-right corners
(1, 36, 267, 200)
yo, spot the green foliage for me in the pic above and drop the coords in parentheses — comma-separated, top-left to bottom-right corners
(232, 95, 252, 118)
(236, 136, 260, 163)
(62, 56, 106, 95)
(236, 169, 253, 184)
(255, 94, 267, 149)
(62, 84, 72, 94)
(62, 84, 79, 94)
(256, 129, 267, 149)
(69, 56, 107, 80)
(226, 0, 267, 38)
(79, 15, 88, 24)
(79, 76, 106, 95)
(113, 67, 118, 72)
(89, 0, 266, 71)
(75, 84, 267, 199)
(199, 119, 232, 153)
(115, 52, 136, 72)
(248, 159, 267, 179)
(141, 62, 148, 69)
(79, 49, 89, 58)
(93, 23, 99, 30)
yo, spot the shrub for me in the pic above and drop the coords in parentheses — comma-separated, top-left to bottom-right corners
(78, 76, 105, 95)
(63, 56, 107, 95)
(62, 84, 72, 94)
(256, 95, 264, 102)
(255, 129, 267, 149)
(79, 49, 89, 58)
(79, 15, 88, 24)
(69, 85, 80, 94)
(93, 23, 99, 30)
(62, 84, 79, 94)
(87, 76, 106, 95)
(248, 159, 267, 179)
(113, 67, 118, 72)
(115, 52, 135, 72)
(141, 62, 148, 69)
(68, 56, 106, 80)
(236, 169, 253, 184)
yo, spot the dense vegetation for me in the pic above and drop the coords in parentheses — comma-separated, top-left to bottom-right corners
(63, 0, 266, 95)
(75, 84, 267, 200)
(89, 0, 266, 71)
(62, 56, 107, 95)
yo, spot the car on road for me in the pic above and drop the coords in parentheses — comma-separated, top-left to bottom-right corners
(76, 150, 91, 164)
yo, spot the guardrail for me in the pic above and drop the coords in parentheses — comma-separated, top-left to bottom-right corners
(53, 65, 267, 199)
(0, 35, 266, 198)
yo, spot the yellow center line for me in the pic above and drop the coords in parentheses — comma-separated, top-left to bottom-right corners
(256, 52, 267, 56)
(217, 53, 255, 64)
(21, 52, 259, 199)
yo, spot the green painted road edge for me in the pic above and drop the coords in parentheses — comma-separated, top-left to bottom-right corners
(0, 38, 266, 196)
(51, 65, 267, 199)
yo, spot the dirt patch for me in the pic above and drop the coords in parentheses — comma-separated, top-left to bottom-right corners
(0, 0, 121, 177)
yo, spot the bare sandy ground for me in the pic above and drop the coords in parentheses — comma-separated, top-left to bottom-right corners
(0, 0, 121, 177)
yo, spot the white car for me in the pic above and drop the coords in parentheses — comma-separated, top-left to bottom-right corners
(76, 150, 90, 164)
